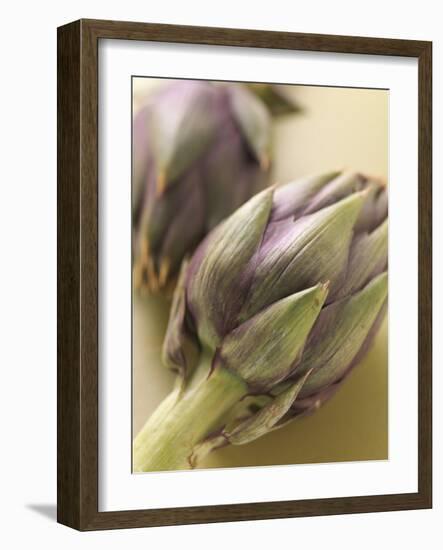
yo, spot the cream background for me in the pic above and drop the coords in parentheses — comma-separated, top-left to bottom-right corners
(133, 80, 389, 467)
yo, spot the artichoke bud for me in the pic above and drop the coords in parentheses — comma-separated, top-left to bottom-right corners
(157, 170, 388, 462)
(133, 81, 297, 294)
(219, 284, 328, 391)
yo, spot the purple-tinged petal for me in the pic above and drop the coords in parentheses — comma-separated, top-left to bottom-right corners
(239, 191, 366, 320)
(296, 272, 388, 398)
(333, 219, 388, 300)
(287, 299, 388, 418)
(354, 182, 388, 234)
(302, 171, 367, 215)
(159, 169, 206, 280)
(149, 80, 220, 192)
(271, 171, 340, 222)
(202, 107, 266, 229)
(228, 84, 271, 168)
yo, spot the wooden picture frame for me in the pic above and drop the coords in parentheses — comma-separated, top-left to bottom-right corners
(57, 18, 432, 530)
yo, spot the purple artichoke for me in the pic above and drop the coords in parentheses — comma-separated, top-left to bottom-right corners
(133, 171, 388, 471)
(133, 80, 279, 293)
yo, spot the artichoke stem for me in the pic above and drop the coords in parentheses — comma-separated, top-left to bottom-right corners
(133, 366, 248, 472)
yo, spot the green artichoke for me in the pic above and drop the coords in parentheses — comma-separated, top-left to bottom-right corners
(133, 80, 281, 293)
(133, 171, 388, 472)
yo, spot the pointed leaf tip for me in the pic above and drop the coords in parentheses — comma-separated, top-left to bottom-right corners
(220, 283, 328, 391)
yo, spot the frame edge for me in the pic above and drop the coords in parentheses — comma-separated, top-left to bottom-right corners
(57, 20, 82, 530)
(417, 41, 432, 510)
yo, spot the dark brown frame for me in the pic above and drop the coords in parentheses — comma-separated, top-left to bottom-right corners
(57, 18, 432, 531)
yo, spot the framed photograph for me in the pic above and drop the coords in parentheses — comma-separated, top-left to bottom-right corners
(57, 19, 432, 530)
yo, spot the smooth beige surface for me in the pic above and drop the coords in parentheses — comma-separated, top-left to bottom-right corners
(133, 81, 388, 467)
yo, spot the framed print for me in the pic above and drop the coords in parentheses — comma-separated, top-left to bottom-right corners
(57, 19, 432, 530)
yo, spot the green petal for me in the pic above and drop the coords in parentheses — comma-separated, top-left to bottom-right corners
(224, 371, 311, 445)
(188, 188, 274, 350)
(228, 85, 271, 168)
(240, 191, 366, 320)
(298, 272, 388, 397)
(220, 284, 328, 390)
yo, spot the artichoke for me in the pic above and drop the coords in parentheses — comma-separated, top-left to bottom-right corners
(133, 171, 388, 472)
(133, 80, 296, 293)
